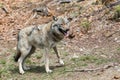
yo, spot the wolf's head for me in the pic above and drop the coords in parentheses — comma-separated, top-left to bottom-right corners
(50, 16, 72, 42)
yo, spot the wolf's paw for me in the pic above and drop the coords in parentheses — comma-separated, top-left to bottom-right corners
(46, 69, 53, 73)
(20, 70, 25, 74)
(59, 59, 64, 66)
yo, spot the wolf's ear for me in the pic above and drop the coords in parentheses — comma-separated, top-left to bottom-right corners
(53, 16, 58, 21)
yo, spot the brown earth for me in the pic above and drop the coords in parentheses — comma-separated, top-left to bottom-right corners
(0, 0, 120, 80)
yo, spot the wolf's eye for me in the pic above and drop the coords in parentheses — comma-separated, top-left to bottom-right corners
(60, 23, 65, 26)
(60, 24, 63, 26)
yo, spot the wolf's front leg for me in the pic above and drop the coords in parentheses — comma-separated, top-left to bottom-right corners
(53, 46, 64, 65)
(44, 48, 52, 73)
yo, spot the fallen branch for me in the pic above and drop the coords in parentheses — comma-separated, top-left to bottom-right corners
(85, 1, 120, 18)
(59, 0, 85, 4)
(65, 63, 118, 72)
(108, 0, 120, 8)
(106, 30, 120, 38)
(59, 0, 71, 4)
(1, 7, 9, 14)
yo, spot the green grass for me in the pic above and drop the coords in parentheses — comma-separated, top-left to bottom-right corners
(71, 54, 109, 66)
(115, 5, 120, 12)
(81, 20, 91, 28)
(0, 3, 3, 8)
(117, 47, 120, 51)
(0, 49, 114, 80)
(81, 20, 91, 33)
(113, 5, 120, 21)
(0, 59, 6, 65)
(0, 62, 12, 79)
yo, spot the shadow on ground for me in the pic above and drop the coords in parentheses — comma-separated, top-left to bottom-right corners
(10, 65, 64, 74)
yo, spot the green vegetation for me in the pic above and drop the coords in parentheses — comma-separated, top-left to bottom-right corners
(0, 3, 3, 8)
(117, 47, 120, 51)
(115, 5, 120, 12)
(71, 54, 109, 66)
(81, 20, 91, 33)
(113, 5, 120, 21)
(0, 59, 6, 65)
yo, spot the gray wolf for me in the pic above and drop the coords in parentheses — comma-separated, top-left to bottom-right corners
(14, 16, 72, 74)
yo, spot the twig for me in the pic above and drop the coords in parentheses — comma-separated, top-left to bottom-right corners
(65, 63, 118, 72)
(59, 0, 71, 4)
(1, 7, 9, 14)
(108, 1, 120, 8)
(106, 30, 120, 38)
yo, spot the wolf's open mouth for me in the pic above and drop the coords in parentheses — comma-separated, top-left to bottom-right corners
(59, 28, 69, 36)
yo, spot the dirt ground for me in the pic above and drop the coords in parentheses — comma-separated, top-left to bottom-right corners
(0, 0, 120, 80)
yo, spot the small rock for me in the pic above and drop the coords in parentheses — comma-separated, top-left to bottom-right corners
(100, 55, 107, 58)
(114, 75, 120, 79)
(72, 54, 79, 58)
(116, 68, 120, 72)
(13, 47, 16, 50)
(116, 40, 120, 43)
(80, 48, 83, 51)
(115, 38, 118, 41)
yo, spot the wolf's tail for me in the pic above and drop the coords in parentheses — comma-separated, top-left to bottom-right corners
(14, 48, 21, 62)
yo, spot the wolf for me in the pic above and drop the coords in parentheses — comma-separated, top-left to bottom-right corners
(14, 16, 72, 74)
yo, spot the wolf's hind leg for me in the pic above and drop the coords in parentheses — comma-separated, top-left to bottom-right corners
(23, 46, 36, 70)
(18, 55, 26, 74)
(18, 47, 31, 74)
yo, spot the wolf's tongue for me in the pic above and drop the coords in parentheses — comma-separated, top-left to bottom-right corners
(64, 32, 69, 37)
(64, 29, 69, 37)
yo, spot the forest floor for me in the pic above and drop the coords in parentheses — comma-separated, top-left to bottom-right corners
(0, 0, 120, 80)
